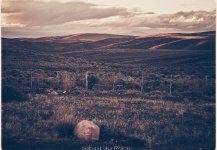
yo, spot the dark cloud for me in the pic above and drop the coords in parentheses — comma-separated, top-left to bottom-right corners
(2, 0, 136, 26)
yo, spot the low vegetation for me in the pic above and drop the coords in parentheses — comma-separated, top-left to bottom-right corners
(2, 69, 215, 103)
(2, 93, 215, 149)
(2, 86, 29, 103)
(2, 31, 215, 149)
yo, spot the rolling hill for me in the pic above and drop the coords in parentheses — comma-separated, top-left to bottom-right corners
(3, 31, 215, 51)
(17, 33, 135, 43)
(101, 31, 215, 50)
(2, 31, 215, 75)
(2, 31, 216, 150)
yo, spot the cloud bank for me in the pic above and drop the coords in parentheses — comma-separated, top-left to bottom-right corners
(1, 0, 216, 37)
(2, 0, 141, 26)
(86, 10, 216, 30)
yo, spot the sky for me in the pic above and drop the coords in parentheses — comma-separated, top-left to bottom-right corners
(1, 0, 216, 38)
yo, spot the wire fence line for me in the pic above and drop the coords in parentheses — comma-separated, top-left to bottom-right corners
(2, 69, 215, 97)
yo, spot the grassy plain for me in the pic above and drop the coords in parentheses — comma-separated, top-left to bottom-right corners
(2, 35, 215, 149)
(2, 93, 215, 149)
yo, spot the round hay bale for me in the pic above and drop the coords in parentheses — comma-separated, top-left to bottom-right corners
(74, 120, 100, 141)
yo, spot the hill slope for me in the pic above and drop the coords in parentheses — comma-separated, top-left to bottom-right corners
(103, 31, 215, 50)
(2, 31, 215, 76)
(4, 31, 215, 51)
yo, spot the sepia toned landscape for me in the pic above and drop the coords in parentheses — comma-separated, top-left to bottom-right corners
(2, 30, 215, 149)
(1, 0, 216, 149)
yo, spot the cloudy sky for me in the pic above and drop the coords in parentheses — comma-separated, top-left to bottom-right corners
(1, 0, 216, 38)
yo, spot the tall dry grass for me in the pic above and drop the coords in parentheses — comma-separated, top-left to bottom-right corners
(2, 93, 215, 149)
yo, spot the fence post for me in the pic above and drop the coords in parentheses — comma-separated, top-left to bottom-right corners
(5, 70, 8, 86)
(205, 75, 208, 93)
(141, 72, 144, 92)
(169, 74, 173, 96)
(30, 72, 33, 89)
(55, 71, 60, 90)
(86, 71, 88, 90)
(113, 72, 115, 90)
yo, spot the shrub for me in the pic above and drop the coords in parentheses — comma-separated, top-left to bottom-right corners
(56, 122, 75, 138)
(8, 69, 21, 77)
(61, 75, 75, 92)
(180, 90, 205, 101)
(99, 125, 146, 147)
(88, 75, 99, 90)
(99, 125, 112, 141)
(2, 86, 29, 103)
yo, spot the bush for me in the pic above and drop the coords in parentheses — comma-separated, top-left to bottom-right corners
(61, 75, 75, 92)
(99, 125, 112, 141)
(56, 122, 75, 138)
(181, 90, 202, 96)
(2, 86, 28, 103)
(88, 75, 99, 90)
(99, 125, 146, 147)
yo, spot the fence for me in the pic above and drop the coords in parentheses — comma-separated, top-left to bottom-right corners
(2, 69, 215, 98)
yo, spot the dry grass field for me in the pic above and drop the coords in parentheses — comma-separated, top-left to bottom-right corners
(2, 31, 215, 149)
(2, 93, 215, 149)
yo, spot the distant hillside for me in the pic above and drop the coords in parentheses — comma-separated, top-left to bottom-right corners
(103, 31, 215, 50)
(2, 31, 215, 75)
(123, 31, 147, 36)
(17, 33, 135, 43)
(4, 31, 214, 51)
